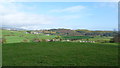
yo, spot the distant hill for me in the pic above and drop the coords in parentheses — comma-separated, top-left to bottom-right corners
(49, 29, 81, 36)
(1, 26, 114, 37)
(42, 28, 113, 37)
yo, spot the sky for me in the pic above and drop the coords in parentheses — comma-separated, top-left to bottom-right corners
(0, 2, 118, 30)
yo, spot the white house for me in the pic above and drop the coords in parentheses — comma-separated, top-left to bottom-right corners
(45, 34, 50, 36)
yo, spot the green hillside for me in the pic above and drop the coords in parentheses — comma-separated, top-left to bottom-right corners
(2, 30, 57, 43)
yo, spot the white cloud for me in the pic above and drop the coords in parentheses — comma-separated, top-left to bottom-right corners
(0, 2, 89, 30)
(0, 3, 17, 15)
(0, 2, 56, 27)
(50, 5, 86, 13)
(0, 2, 84, 28)
(20, 25, 43, 30)
(59, 15, 81, 20)
(2, 13, 55, 26)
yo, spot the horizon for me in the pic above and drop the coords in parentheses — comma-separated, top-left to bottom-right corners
(1, 26, 116, 31)
(1, 2, 118, 31)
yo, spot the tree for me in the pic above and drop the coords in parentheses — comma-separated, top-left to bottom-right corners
(55, 36, 61, 39)
(26, 31, 31, 33)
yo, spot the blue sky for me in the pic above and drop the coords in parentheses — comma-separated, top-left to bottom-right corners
(1, 2, 118, 30)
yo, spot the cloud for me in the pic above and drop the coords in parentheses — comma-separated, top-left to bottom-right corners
(0, 2, 84, 27)
(20, 25, 44, 30)
(59, 15, 81, 20)
(50, 5, 86, 13)
(0, 2, 89, 30)
(0, 2, 56, 27)
(2, 13, 55, 26)
(0, 3, 18, 15)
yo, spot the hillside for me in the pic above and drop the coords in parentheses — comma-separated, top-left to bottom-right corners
(2, 29, 57, 43)
(43, 29, 114, 37)
(1, 28, 114, 43)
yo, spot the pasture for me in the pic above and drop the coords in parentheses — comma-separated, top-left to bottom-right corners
(62, 36, 112, 43)
(2, 42, 118, 66)
(2, 30, 112, 43)
(2, 30, 57, 43)
(62, 36, 92, 40)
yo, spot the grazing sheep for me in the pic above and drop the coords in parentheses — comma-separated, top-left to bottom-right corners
(46, 39, 50, 42)
(66, 40, 70, 42)
(82, 41, 85, 42)
(79, 41, 82, 42)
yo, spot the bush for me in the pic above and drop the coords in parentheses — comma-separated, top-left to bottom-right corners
(32, 38, 41, 42)
(23, 39, 29, 42)
(2, 38, 7, 44)
(41, 39, 47, 42)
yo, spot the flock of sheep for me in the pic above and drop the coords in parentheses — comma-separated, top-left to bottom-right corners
(44, 39, 96, 43)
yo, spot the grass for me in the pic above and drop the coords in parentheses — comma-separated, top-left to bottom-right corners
(2, 30, 112, 43)
(62, 36, 112, 43)
(1, 29, 118, 66)
(88, 36, 112, 41)
(5, 36, 26, 43)
(2, 42, 118, 66)
(2, 30, 57, 43)
(62, 36, 92, 40)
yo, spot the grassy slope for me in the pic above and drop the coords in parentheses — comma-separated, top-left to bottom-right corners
(5, 36, 26, 43)
(88, 36, 112, 41)
(2, 30, 112, 43)
(2, 30, 57, 43)
(3, 42, 118, 66)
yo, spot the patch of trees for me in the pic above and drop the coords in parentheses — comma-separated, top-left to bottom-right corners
(26, 31, 31, 33)
(48, 29, 81, 36)
(76, 30, 113, 37)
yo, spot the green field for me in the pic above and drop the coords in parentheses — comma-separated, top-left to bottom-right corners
(3, 42, 118, 66)
(2, 30, 57, 43)
(62, 36, 112, 43)
(2, 29, 113, 43)
(62, 36, 92, 40)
